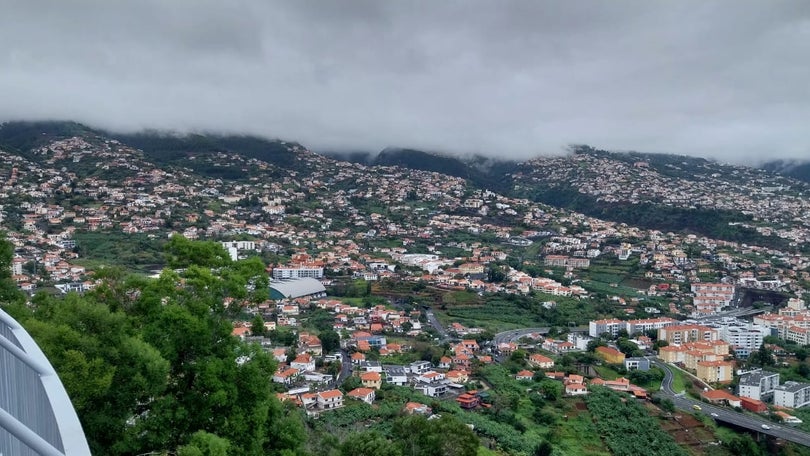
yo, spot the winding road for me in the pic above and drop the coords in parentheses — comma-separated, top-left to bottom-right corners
(654, 359, 810, 447)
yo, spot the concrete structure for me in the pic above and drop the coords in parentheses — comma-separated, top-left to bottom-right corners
(624, 317, 678, 336)
(696, 360, 735, 383)
(717, 321, 767, 351)
(588, 317, 677, 338)
(774, 382, 810, 409)
(0, 309, 92, 456)
(595, 346, 625, 364)
(738, 370, 780, 402)
(624, 357, 651, 371)
(269, 278, 326, 300)
(691, 282, 735, 315)
(271, 266, 324, 280)
(658, 324, 718, 345)
(589, 318, 623, 338)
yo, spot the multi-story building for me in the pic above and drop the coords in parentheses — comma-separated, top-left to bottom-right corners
(589, 317, 678, 338)
(625, 317, 678, 336)
(691, 282, 735, 315)
(272, 266, 324, 279)
(717, 321, 767, 351)
(316, 389, 344, 410)
(696, 360, 735, 383)
(595, 346, 625, 364)
(738, 370, 780, 402)
(658, 324, 718, 345)
(589, 318, 623, 337)
(774, 382, 810, 409)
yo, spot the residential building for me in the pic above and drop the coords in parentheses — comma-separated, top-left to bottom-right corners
(624, 357, 651, 371)
(595, 346, 625, 364)
(589, 318, 623, 337)
(658, 324, 718, 345)
(290, 353, 315, 372)
(717, 321, 766, 351)
(691, 282, 735, 315)
(384, 366, 408, 386)
(408, 361, 432, 375)
(416, 382, 448, 398)
(360, 371, 382, 390)
(624, 317, 678, 336)
(403, 402, 432, 415)
(316, 389, 344, 410)
(347, 387, 376, 404)
(456, 391, 481, 409)
(738, 370, 780, 402)
(774, 382, 810, 409)
(516, 370, 535, 381)
(528, 353, 554, 369)
(696, 360, 734, 383)
(272, 266, 324, 279)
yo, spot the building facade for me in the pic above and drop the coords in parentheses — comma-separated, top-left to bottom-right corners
(738, 370, 780, 402)
(774, 382, 810, 409)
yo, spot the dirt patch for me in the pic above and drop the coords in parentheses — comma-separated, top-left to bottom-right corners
(575, 402, 588, 411)
(659, 412, 719, 455)
(675, 414, 703, 428)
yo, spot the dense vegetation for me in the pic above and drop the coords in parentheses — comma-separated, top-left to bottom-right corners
(2, 235, 301, 455)
(585, 387, 686, 456)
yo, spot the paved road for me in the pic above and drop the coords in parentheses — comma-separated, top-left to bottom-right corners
(654, 359, 810, 447)
(424, 309, 449, 341)
(335, 349, 352, 386)
(493, 328, 550, 346)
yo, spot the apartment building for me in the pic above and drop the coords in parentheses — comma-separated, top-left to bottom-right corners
(738, 370, 780, 402)
(272, 266, 324, 279)
(658, 324, 718, 345)
(774, 382, 810, 409)
(691, 282, 735, 315)
(696, 360, 735, 383)
(588, 317, 677, 338)
(718, 321, 766, 351)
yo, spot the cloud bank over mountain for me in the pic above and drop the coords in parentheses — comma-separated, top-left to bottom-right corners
(1, 1, 809, 162)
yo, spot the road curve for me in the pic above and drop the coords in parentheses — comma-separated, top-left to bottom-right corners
(653, 359, 810, 447)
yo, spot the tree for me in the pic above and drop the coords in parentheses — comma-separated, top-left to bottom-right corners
(177, 431, 231, 456)
(251, 314, 266, 337)
(796, 347, 808, 362)
(534, 441, 554, 456)
(340, 431, 401, 456)
(165, 234, 232, 269)
(393, 415, 478, 456)
(320, 329, 341, 354)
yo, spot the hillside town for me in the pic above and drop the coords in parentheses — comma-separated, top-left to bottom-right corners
(4, 129, 810, 452)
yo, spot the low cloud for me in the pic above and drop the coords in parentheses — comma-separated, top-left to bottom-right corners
(1, 1, 809, 163)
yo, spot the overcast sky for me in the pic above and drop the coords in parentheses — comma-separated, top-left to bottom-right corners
(1, 1, 809, 163)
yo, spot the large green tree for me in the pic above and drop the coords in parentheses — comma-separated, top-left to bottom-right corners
(7, 238, 307, 456)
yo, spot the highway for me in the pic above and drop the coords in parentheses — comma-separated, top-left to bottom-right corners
(493, 328, 550, 346)
(654, 359, 810, 447)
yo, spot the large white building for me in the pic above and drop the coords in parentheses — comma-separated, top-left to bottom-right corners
(738, 370, 780, 402)
(272, 266, 324, 280)
(717, 321, 767, 351)
(588, 317, 677, 338)
(774, 381, 810, 409)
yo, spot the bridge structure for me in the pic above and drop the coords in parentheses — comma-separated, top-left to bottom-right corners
(0, 308, 91, 456)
